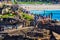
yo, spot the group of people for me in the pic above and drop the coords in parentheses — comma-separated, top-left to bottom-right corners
(34, 14, 52, 27)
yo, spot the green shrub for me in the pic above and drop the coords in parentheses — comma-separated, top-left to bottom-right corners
(22, 13, 34, 21)
(0, 13, 15, 18)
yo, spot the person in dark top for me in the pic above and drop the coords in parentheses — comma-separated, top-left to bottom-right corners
(0, 8, 3, 14)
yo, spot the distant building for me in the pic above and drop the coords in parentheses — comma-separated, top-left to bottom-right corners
(0, 0, 11, 2)
(0, 0, 2, 2)
(0, 0, 12, 4)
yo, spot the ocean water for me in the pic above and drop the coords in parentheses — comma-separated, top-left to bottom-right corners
(30, 10, 60, 20)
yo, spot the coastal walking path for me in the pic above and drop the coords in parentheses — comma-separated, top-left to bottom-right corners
(20, 4, 60, 10)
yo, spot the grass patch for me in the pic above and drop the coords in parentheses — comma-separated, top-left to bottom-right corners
(22, 13, 33, 20)
(15, 1, 52, 4)
(0, 14, 15, 18)
(18, 2, 43, 4)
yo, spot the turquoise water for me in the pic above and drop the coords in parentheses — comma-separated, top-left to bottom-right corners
(30, 10, 60, 20)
